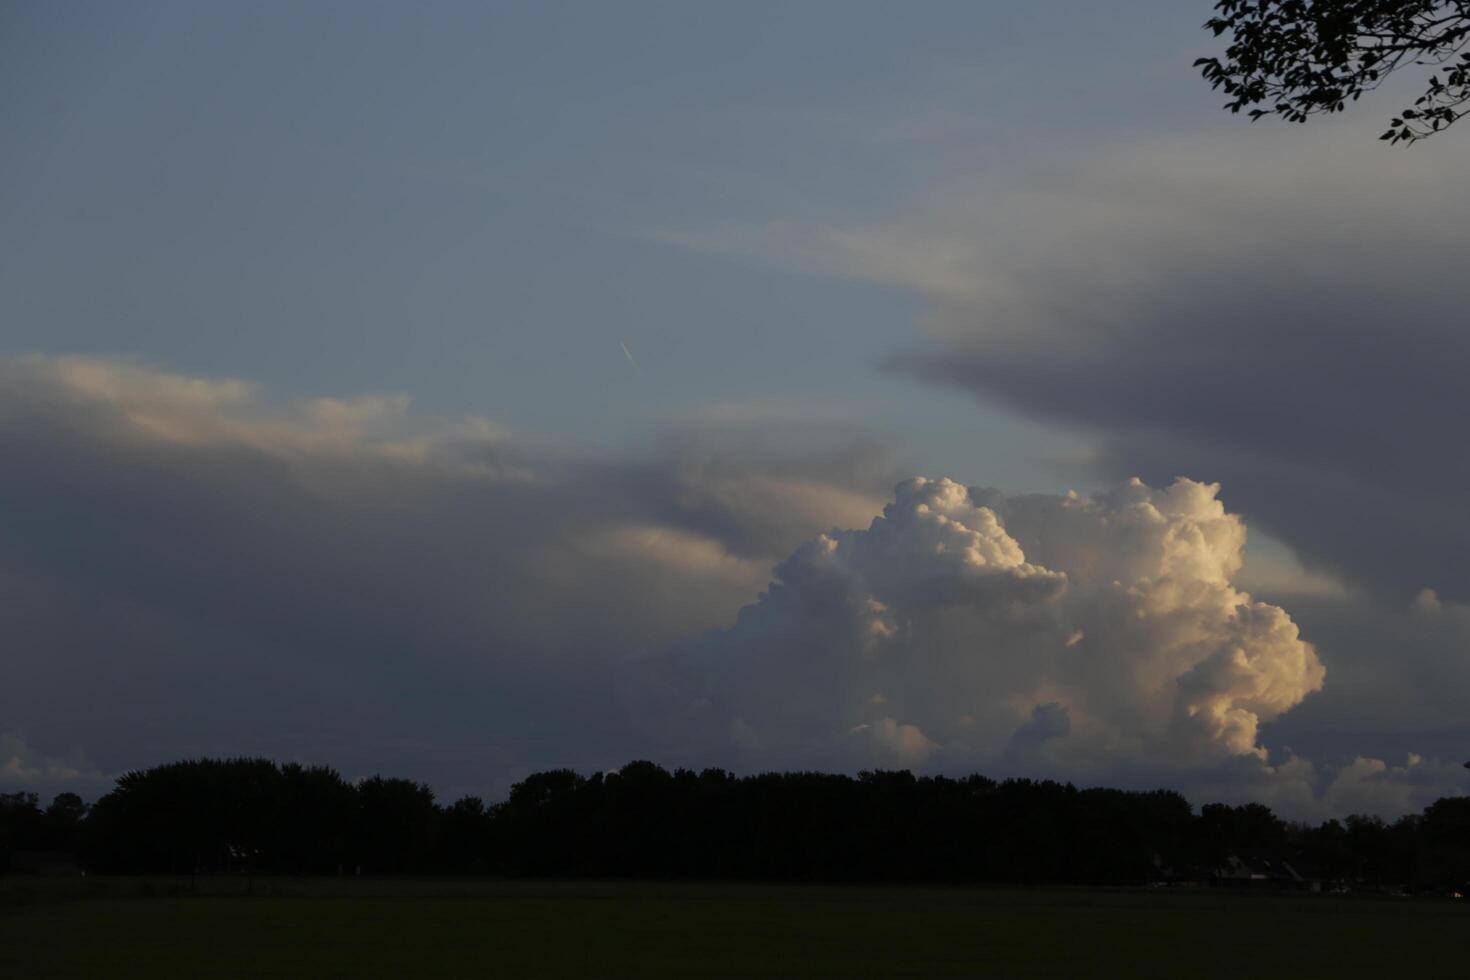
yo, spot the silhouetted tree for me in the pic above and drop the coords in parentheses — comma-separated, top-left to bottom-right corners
(353, 776, 438, 874)
(40, 792, 88, 853)
(1197, 1, 1470, 142)
(82, 758, 283, 874)
(275, 764, 356, 874)
(28, 754, 1469, 892)
(437, 796, 494, 874)
(1414, 796, 1470, 889)
(0, 792, 42, 871)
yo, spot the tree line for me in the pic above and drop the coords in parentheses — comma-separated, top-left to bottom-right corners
(2, 758, 1468, 891)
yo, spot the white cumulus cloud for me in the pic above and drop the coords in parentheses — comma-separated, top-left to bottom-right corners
(665, 475, 1326, 776)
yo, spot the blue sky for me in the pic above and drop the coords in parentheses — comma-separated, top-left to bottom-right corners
(1, 0, 1226, 489)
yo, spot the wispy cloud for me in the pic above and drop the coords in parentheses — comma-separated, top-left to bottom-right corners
(619, 340, 642, 376)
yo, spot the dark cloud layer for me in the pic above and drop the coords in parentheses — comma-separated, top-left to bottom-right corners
(1261, 589, 1470, 767)
(0, 356, 894, 800)
(879, 134, 1470, 603)
(696, 132, 1470, 603)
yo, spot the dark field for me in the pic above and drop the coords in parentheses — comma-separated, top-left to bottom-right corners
(1, 877, 1463, 978)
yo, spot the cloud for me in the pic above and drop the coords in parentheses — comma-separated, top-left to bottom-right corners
(0, 732, 113, 798)
(659, 475, 1326, 779)
(3, 354, 1461, 817)
(1319, 754, 1468, 820)
(1189, 751, 1470, 824)
(1005, 702, 1072, 765)
(643, 473, 1470, 817)
(1259, 588, 1470, 769)
(656, 127, 1470, 818)
(674, 129, 1470, 606)
(0, 354, 894, 797)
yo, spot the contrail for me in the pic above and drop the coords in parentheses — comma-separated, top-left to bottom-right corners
(620, 340, 642, 375)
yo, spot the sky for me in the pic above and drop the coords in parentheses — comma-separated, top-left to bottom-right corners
(3, 1, 1468, 818)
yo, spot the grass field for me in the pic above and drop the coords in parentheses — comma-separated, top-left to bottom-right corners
(1, 876, 1463, 978)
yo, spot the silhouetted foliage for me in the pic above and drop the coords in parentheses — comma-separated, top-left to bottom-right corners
(0, 792, 43, 871)
(354, 776, 438, 875)
(1416, 796, 1470, 888)
(41, 793, 89, 849)
(1197, 1, 1470, 142)
(3, 757, 1463, 892)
